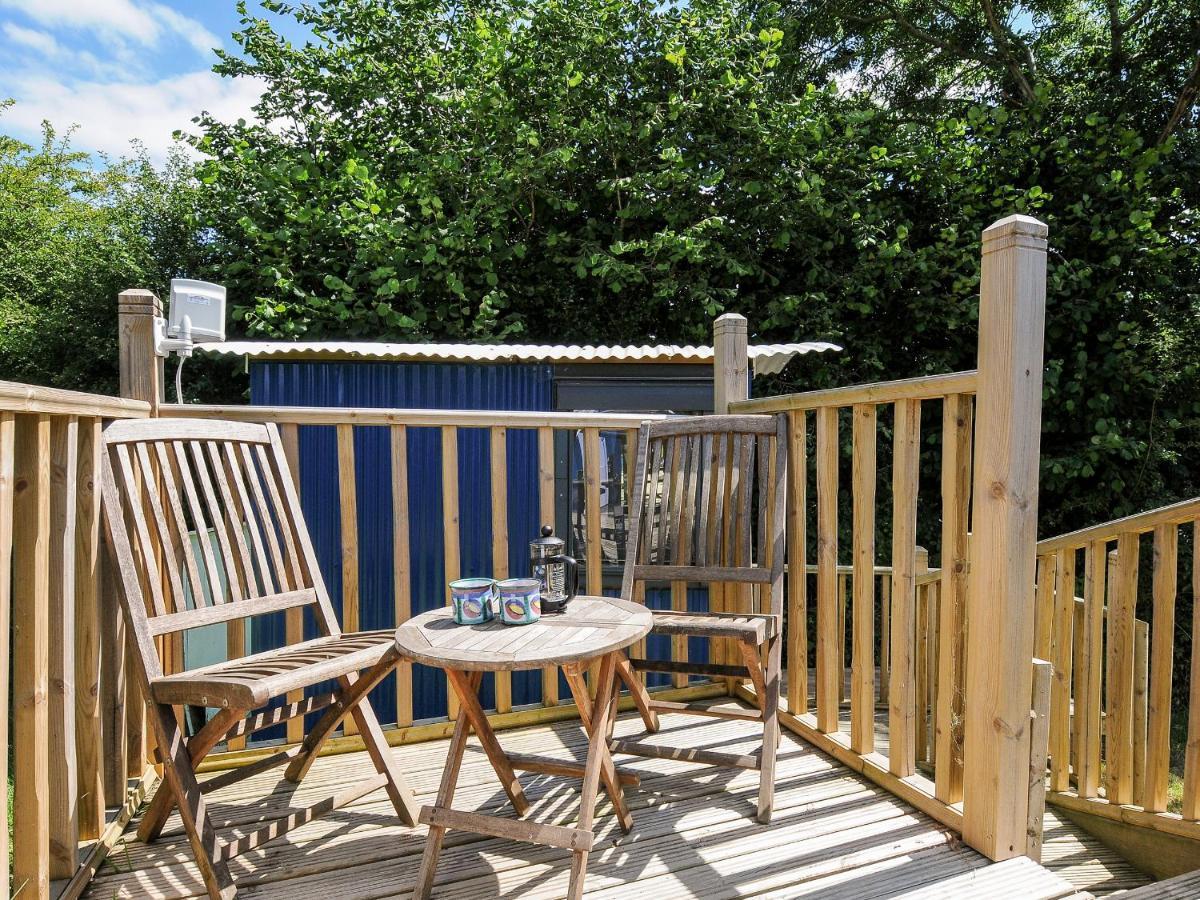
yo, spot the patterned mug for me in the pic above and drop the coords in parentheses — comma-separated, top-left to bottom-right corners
(449, 578, 497, 625)
(497, 578, 541, 626)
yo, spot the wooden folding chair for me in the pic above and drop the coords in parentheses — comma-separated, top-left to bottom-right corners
(616, 414, 786, 822)
(99, 418, 419, 899)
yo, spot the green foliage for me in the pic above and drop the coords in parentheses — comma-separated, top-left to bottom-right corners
(192, 0, 1199, 541)
(0, 109, 212, 393)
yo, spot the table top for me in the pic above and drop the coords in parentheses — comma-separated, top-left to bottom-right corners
(394, 595, 652, 672)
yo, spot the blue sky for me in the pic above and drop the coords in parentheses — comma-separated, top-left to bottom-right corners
(0, 1, 302, 164)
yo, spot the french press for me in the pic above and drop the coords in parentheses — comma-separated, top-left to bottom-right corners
(529, 525, 578, 614)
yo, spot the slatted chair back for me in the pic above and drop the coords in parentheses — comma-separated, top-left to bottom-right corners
(621, 414, 787, 617)
(100, 418, 338, 679)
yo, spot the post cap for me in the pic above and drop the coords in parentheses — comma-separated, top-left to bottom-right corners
(117, 288, 162, 316)
(982, 215, 1048, 253)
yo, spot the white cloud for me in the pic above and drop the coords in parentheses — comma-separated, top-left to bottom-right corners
(0, 0, 220, 56)
(2, 69, 261, 163)
(2, 23, 62, 56)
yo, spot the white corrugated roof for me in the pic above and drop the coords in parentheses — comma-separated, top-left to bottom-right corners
(197, 340, 841, 377)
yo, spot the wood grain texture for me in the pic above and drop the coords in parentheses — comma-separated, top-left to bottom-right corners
(74, 419, 106, 833)
(391, 425, 414, 728)
(491, 427, 512, 713)
(48, 416, 79, 878)
(1076, 540, 1105, 798)
(935, 393, 972, 803)
(850, 404, 876, 754)
(441, 426, 461, 719)
(538, 426, 559, 707)
(1185, 520, 1200, 821)
(0, 412, 13, 897)
(1048, 549, 1075, 793)
(1144, 523, 1177, 813)
(13, 413, 51, 900)
(1106, 533, 1138, 805)
(395, 596, 652, 672)
(786, 410, 807, 716)
(889, 398, 921, 777)
(961, 215, 1048, 860)
(815, 406, 839, 734)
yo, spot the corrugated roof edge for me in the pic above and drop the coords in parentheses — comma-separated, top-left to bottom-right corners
(196, 340, 842, 376)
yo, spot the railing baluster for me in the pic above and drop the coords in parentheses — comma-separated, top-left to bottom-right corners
(1144, 523, 1177, 813)
(786, 411, 807, 716)
(935, 394, 972, 803)
(1106, 532, 1138, 804)
(441, 425, 460, 720)
(75, 417, 105, 841)
(1133, 619, 1149, 807)
(392, 425, 414, 728)
(850, 404, 876, 754)
(815, 406, 839, 734)
(1183, 519, 1200, 820)
(49, 416, 80, 878)
(1049, 548, 1075, 792)
(491, 427, 512, 713)
(538, 427, 558, 707)
(0, 412, 14, 898)
(889, 398, 920, 776)
(13, 413, 51, 899)
(582, 427, 604, 694)
(1077, 540, 1105, 797)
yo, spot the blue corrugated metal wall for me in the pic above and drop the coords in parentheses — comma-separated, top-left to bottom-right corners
(250, 360, 553, 732)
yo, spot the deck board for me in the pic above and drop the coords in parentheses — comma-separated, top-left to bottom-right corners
(84, 700, 1084, 899)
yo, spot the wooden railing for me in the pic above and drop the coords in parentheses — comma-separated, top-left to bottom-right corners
(159, 403, 727, 764)
(731, 372, 977, 834)
(1035, 497, 1200, 843)
(0, 380, 153, 900)
(730, 214, 1050, 862)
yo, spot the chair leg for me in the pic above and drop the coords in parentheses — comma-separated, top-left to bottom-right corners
(614, 653, 659, 733)
(757, 634, 782, 824)
(150, 700, 237, 899)
(139, 707, 243, 843)
(350, 693, 420, 826)
(283, 653, 420, 826)
(283, 653, 397, 783)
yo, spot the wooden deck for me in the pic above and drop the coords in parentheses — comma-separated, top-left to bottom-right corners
(84, 700, 1088, 899)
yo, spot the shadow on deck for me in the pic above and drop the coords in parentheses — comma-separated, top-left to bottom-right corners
(84, 700, 1091, 899)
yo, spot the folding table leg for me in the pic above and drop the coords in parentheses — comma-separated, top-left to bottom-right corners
(568, 652, 619, 900)
(413, 671, 481, 900)
(565, 662, 633, 832)
(445, 668, 529, 815)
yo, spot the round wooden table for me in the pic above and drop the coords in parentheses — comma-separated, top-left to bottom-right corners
(396, 594, 653, 900)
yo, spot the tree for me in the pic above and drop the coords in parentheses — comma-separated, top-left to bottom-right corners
(0, 108, 212, 393)
(188, 0, 1198, 542)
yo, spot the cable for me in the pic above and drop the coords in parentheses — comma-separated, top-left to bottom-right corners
(175, 354, 186, 404)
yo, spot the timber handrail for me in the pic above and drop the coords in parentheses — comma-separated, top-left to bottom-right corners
(0, 379, 151, 418)
(728, 370, 977, 414)
(1035, 497, 1200, 843)
(160, 403, 665, 429)
(1036, 496, 1200, 554)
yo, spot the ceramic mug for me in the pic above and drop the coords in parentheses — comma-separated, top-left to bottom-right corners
(450, 578, 497, 625)
(497, 578, 541, 626)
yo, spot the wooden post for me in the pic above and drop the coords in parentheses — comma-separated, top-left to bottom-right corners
(962, 215, 1048, 860)
(118, 290, 164, 413)
(713, 314, 748, 414)
(713, 314, 749, 696)
(117, 289, 162, 777)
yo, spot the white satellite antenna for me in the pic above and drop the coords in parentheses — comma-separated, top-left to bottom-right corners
(155, 279, 227, 402)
